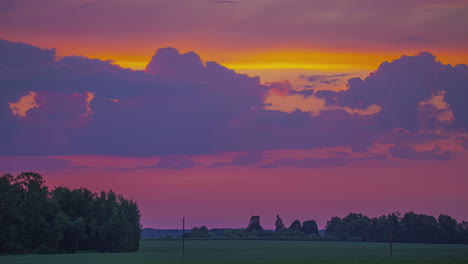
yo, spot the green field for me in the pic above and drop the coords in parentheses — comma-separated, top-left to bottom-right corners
(1, 240, 468, 264)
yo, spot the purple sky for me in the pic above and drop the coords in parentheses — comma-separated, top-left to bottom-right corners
(1, 0, 468, 228)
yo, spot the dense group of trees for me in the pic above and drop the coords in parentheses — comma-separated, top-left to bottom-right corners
(220, 215, 320, 239)
(325, 212, 468, 244)
(183, 226, 214, 238)
(191, 213, 468, 244)
(0, 172, 141, 254)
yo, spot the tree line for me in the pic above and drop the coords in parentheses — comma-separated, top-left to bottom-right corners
(0, 172, 141, 254)
(326, 212, 468, 244)
(186, 213, 468, 244)
(184, 215, 320, 239)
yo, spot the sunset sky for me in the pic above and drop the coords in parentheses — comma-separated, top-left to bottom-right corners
(1, 0, 468, 229)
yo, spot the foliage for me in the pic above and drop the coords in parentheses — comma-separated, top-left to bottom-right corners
(0, 172, 141, 254)
(185, 226, 214, 238)
(288, 219, 302, 235)
(220, 212, 468, 244)
(274, 215, 285, 232)
(246, 215, 263, 232)
(301, 220, 319, 236)
(326, 211, 468, 244)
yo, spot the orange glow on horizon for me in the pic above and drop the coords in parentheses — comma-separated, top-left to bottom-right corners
(88, 49, 468, 74)
(5, 36, 468, 73)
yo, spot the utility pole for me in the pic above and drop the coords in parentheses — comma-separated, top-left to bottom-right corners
(182, 217, 185, 259)
(389, 219, 393, 257)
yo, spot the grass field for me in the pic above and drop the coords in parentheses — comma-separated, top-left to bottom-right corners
(1, 240, 468, 264)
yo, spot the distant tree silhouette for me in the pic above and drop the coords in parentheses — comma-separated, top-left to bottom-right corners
(274, 215, 286, 232)
(220, 212, 468, 243)
(437, 214, 458, 243)
(301, 220, 319, 236)
(186, 226, 213, 238)
(400, 211, 438, 243)
(325, 213, 371, 241)
(247, 215, 263, 232)
(289, 219, 302, 233)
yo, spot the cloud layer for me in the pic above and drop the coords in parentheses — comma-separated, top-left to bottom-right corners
(1, 39, 468, 169)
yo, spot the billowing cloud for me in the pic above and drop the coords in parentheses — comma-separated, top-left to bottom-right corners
(441, 64, 468, 129)
(0, 39, 55, 69)
(1, 39, 468, 168)
(316, 52, 468, 132)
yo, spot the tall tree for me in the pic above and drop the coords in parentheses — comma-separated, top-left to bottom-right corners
(301, 220, 319, 236)
(274, 215, 286, 232)
(401, 212, 438, 243)
(247, 215, 263, 232)
(289, 219, 302, 234)
(325, 216, 343, 238)
(437, 214, 458, 243)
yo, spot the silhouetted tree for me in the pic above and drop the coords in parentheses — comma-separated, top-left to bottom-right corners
(437, 214, 458, 243)
(325, 213, 371, 241)
(301, 220, 319, 236)
(325, 216, 342, 238)
(0, 172, 141, 255)
(289, 219, 302, 233)
(400, 211, 438, 243)
(187, 226, 213, 238)
(274, 215, 286, 232)
(247, 215, 263, 232)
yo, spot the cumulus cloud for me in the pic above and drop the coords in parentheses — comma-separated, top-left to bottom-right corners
(1, 39, 468, 168)
(316, 52, 468, 133)
(0, 39, 55, 70)
(441, 64, 468, 129)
